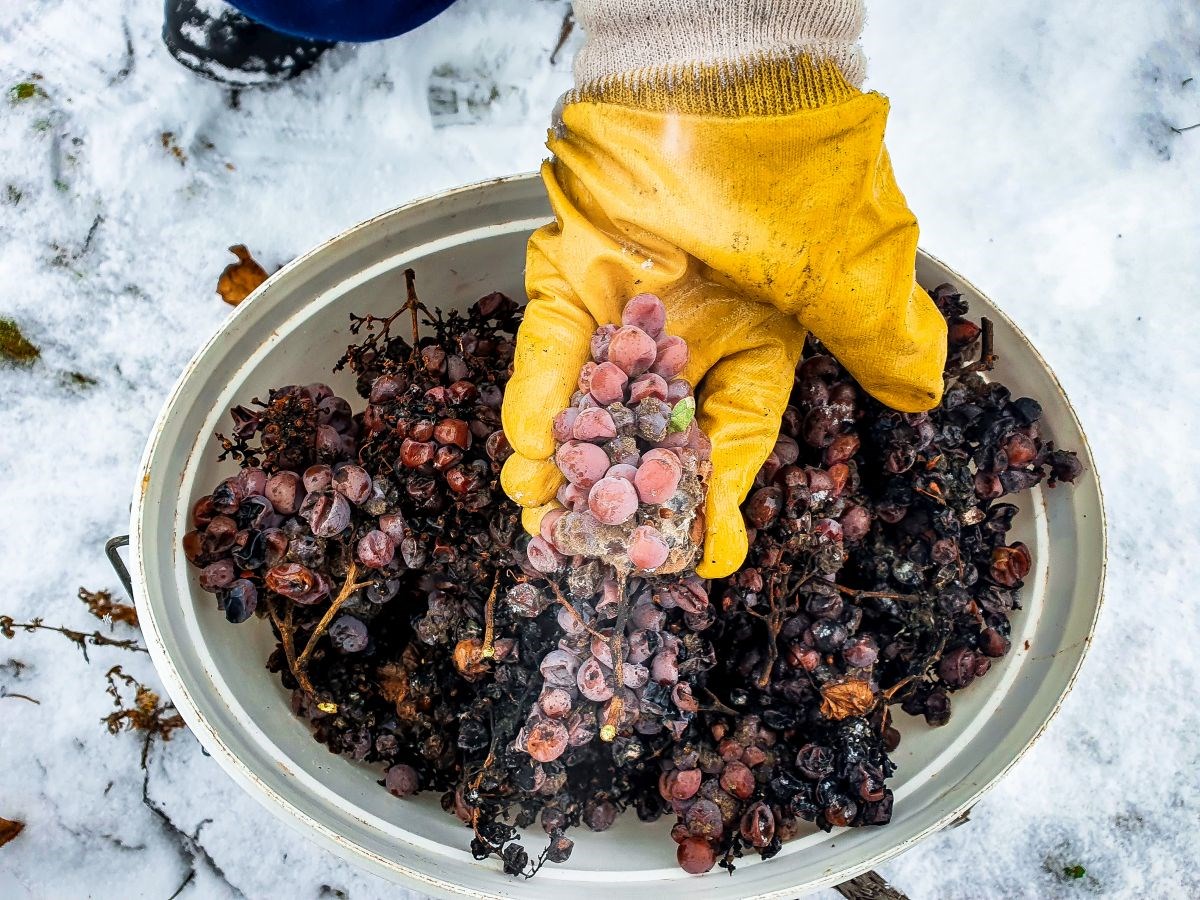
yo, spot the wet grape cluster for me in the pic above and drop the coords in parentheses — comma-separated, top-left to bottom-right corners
(183, 274, 1080, 878)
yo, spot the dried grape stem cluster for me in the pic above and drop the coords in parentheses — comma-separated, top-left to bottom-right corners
(183, 276, 1080, 878)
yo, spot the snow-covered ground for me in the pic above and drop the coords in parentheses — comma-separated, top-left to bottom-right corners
(1, 1, 1197, 897)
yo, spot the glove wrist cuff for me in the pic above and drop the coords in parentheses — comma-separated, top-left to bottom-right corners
(565, 53, 858, 116)
(571, 0, 866, 107)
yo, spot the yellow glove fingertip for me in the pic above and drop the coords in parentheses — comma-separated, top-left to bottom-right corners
(521, 500, 563, 538)
(695, 482, 749, 580)
(501, 452, 564, 508)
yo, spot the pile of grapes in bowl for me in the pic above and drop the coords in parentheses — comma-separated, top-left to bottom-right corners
(180, 270, 1085, 880)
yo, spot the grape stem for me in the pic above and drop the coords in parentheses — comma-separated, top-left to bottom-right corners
(480, 573, 500, 659)
(546, 581, 606, 642)
(267, 598, 300, 687)
(833, 584, 919, 602)
(293, 561, 375, 694)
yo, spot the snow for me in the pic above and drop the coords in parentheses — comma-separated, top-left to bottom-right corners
(0, 0, 1197, 898)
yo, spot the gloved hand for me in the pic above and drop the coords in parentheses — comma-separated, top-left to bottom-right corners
(502, 0, 948, 579)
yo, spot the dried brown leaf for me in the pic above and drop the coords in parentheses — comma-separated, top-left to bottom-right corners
(216, 244, 268, 306)
(102, 666, 186, 749)
(79, 587, 138, 628)
(0, 318, 40, 364)
(819, 678, 877, 720)
(0, 817, 24, 848)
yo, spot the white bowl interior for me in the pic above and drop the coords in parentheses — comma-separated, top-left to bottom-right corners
(132, 176, 1104, 899)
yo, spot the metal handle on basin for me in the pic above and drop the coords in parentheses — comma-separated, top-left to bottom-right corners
(106, 535, 133, 598)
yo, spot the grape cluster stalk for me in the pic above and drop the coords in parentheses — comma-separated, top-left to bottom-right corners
(182, 275, 1081, 877)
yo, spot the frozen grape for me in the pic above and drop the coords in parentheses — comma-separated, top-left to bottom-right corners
(629, 373, 668, 403)
(578, 361, 598, 393)
(608, 326, 657, 376)
(628, 525, 669, 570)
(302, 464, 332, 492)
(606, 463, 638, 483)
(572, 407, 617, 441)
(331, 464, 372, 504)
(622, 292, 667, 336)
(540, 688, 574, 718)
(539, 649, 581, 687)
(589, 361, 629, 405)
(665, 377, 691, 403)
(676, 837, 716, 875)
(264, 471, 304, 514)
(300, 490, 351, 537)
(199, 559, 236, 593)
(552, 407, 580, 442)
(652, 335, 689, 379)
(357, 529, 395, 568)
(555, 440, 611, 488)
(539, 508, 566, 545)
(577, 657, 615, 702)
(384, 763, 420, 797)
(223, 579, 257, 624)
(634, 449, 682, 504)
(234, 467, 267, 498)
(526, 536, 564, 573)
(377, 512, 407, 544)
(557, 481, 589, 511)
(590, 323, 619, 362)
(265, 562, 317, 599)
(329, 615, 368, 652)
(587, 477, 639, 525)
(526, 719, 569, 763)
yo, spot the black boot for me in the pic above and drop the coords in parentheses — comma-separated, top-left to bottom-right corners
(162, 0, 335, 87)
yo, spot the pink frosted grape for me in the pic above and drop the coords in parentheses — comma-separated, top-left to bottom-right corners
(634, 448, 682, 504)
(555, 440, 611, 488)
(666, 378, 691, 403)
(578, 361, 598, 394)
(589, 362, 628, 405)
(606, 463, 638, 483)
(686, 421, 713, 458)
(553, 407, 581, 442)
(540, 687, 574, 718)
(628, 525, 669, 570)
(591, 324, 618, 362)
(378, 513, 407, 544)
(652, 336, 689, 379)
(540, 508, 566, 545)
(572, 407, 617, 441)
(577, 657, 615, 702)
(621, 293, 667, 337)
(588, 477, 639, 525)
(629, 373, 668, 403)
(357, 529, 395, 569)
(608, 326, 658, 376)
(527, 536, 564, 573)
(264, 471, 304, 514)
(557, 481, 589, 511)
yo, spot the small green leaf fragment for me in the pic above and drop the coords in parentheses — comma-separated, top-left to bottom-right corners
(668, 396, 695, 433)
(1063, 865, 1086, 880)
(0, 318, 40, 364)
(10, 82, 38, 101)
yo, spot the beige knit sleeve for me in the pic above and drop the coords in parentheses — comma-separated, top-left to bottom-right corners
(571, 0, 867, 91)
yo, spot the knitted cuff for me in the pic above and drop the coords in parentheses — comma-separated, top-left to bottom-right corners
(570, 0, 866, 112)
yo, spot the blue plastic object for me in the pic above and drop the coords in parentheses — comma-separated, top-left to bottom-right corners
(229, 0, 459, 43)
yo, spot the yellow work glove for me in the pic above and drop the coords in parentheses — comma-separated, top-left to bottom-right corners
(502, 56, 947, 579)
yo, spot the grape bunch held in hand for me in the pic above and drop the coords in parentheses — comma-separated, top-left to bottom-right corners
(526, 293, 711, 577)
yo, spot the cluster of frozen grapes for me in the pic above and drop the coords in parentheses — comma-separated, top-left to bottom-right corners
(511, 295, 719, 764)
(526, 293, 711, 577)
(185, 383, 404, 650)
